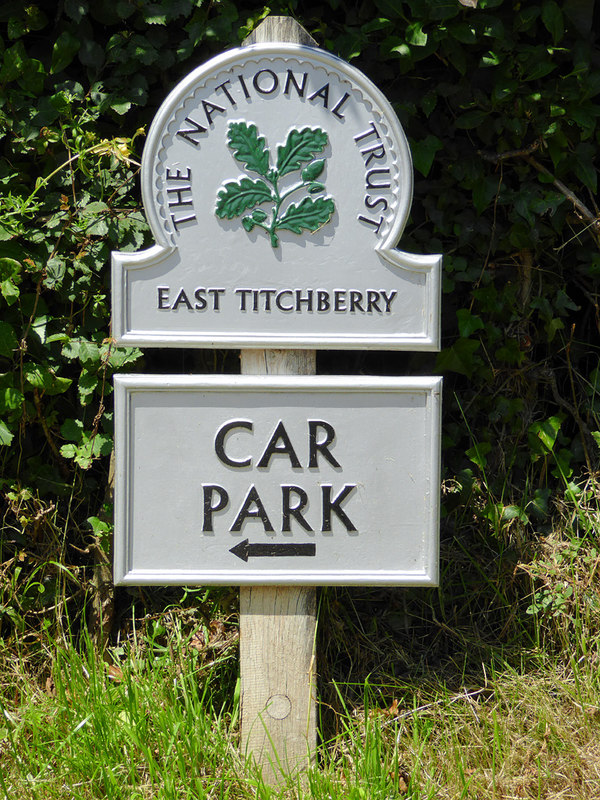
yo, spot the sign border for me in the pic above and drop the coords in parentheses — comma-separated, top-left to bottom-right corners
(114, 374, 442, 586)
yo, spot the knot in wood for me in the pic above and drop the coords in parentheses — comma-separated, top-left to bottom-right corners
(266, 694, 292, 719)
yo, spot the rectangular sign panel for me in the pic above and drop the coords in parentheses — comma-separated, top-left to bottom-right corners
(114, 375, 441, 586)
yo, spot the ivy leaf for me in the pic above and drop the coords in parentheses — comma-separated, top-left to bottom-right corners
(277, 196, 335, 235)
(227, 122, 270, 177)
(44, 257, 66, 290)
(528, 415, 564, 458)
(455, 109, 487, 129)
(0, 257, 21, 305)
(0, 321, 18, 358)
(411, 135, 443, 177)
(542, 1, 563, 44)
(0, 419, 14, 447)
(0, 42, 27, 82)
(466, 441, 491, 470)
(215, 178, 272, 219)
(51, 30, 80, 75)
(457, 308, 485, 338)
(60, 417, 83, 441)
(435, 339, 481, 379)
(276, 128, 328, 177)
(64, 0, 88, 23)
(0, 375, 23, 412)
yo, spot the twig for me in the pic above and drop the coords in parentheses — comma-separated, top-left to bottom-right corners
(386, 687, 489, 734)
(479, 140, 542, 163)
(32, 388, 71, 478)
(524, 155, 600, 232)
(480, 143, 600, 246)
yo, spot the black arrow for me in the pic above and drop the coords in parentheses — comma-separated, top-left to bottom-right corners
(229, 539, 316, 562)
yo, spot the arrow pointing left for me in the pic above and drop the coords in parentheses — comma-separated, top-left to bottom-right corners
(230, 539, 316, 562)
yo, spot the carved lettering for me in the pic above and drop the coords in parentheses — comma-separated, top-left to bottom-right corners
(231, 485, 275, 532)
(358, 214, 384, 234)
(321, 484, 357, 532)
(237, 73, 251, 98)
(167, 185, 193, 208)
(170, 212, 197, 231)
(257, 421, 302, 469)
(366, 168, 391, 190)
(202, 485, 229, 532)
(166, 167, 192, 182)
(331, 91, 350, 119)
(354, 121, 380, 144)
(215, 420, 253, 467)
(282, 486, 312, 532)
(308, 420, 341, 468)
(309, 82, 330, 108)
(215, 79, 236, 106)
(284, 69, 308, 97)
(253, 69, 279, 94)
(157, 286, 170, 309)
(202, 99, 226, 126)
(176, 116, 207, 146)
(172, 288, 193, 310)
(361, 141, 386, 167)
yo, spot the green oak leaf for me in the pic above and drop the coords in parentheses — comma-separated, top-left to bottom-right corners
(215, 177, 272, 219)
(276, 128, 328, 177)
(277, 196, 335, 235)
(227, 122, 270, 177)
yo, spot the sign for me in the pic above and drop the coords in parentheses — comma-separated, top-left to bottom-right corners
(112, 44, 442, 350)
(113, 375, 441, 586)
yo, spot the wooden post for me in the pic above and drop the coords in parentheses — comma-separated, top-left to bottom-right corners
(240, 352, 317, 784)
(239, 20, 319, 786)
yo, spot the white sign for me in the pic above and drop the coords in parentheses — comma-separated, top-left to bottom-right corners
(113, 375, 441, 586)
(112, 44, 441, 350)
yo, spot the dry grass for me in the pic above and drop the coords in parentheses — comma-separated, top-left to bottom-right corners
(391, 667, 600, 799)
(2, 482, 600, 798)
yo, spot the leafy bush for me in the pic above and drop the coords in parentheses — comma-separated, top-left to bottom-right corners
(1, 0, 599, 671)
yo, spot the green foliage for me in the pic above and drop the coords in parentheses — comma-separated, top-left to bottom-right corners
(216, 122, 334, 247)
(0, 0, 599, 673)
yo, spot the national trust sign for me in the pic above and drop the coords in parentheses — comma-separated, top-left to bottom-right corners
(111, 44, 442, 349)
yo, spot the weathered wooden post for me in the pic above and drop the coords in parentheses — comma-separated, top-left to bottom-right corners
(238, 18, 318, 783)
(111, 13, 442, 786)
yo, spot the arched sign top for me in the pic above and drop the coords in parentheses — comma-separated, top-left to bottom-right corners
(141, 44, 414, 254)
(112, 43, 442, 350)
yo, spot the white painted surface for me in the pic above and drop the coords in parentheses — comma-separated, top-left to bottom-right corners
(111, 44, 441, 350)
(113, 375, 441, 585)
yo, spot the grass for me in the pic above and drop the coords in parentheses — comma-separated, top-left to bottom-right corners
(2, 623, 600, 798)
(2, 484, 600, 798)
